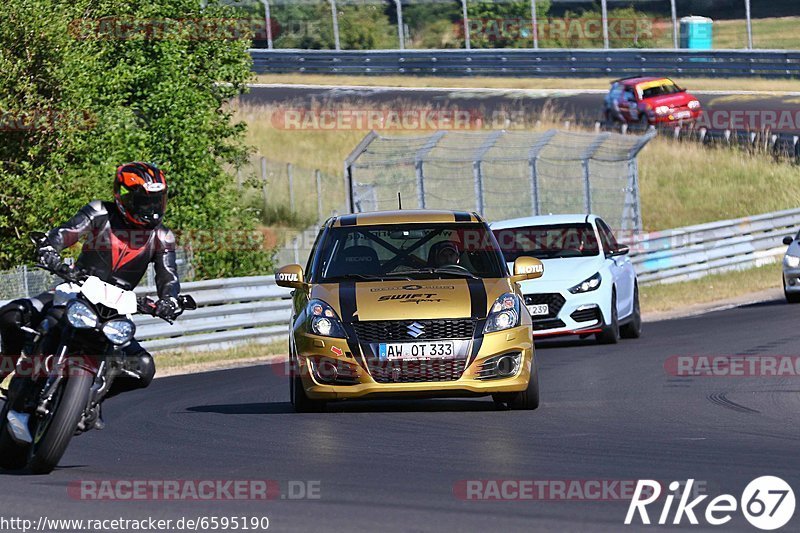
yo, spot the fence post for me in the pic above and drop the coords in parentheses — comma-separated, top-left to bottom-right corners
(461, 0, 470, 50)
(528, 130, 556, 217)
(236, 168, 242, 191)
(413, 131, 445, 209)
(329, 0, 341, 51)
(471, 130, 504, 216)
(394, 0, 405, 50)
(530, 0, 538, 49)
(315, 170, 323, 222)
(261, 157, 269, 216)
(22, 265, 29, 297)
(744, 0, 753, 50)
(580, 132, 611, 214)
(287, 163, 295, 213)
(472, 161, 484, 215)
(670, 0, 678, 48)
(259, 0, 273, 49)
(601, 0, 609, 49)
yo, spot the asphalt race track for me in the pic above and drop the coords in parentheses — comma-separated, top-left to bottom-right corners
(2, 299, 799, 532)
(241, 84, 800, 134)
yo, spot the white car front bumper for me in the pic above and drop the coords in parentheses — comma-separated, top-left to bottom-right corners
(523, 283, 612, 338)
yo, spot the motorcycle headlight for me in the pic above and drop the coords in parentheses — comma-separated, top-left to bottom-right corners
(66, 300, 98, 329)
(102, 319, 136, 345)
(569, 272, 602, 294)
(785, 254, 800, 268)
(484, 293, 521, 333)
(688, 100, 701, 109)
(306, 299, 346, 338)
(655, 105, 670, 115)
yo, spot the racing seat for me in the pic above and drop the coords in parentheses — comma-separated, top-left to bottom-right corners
(327, 245, 382, 278)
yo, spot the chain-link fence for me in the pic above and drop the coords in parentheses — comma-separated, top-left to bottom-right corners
(243, 0, 774, 52)
(234, 155, 345, 229)
(345, 129, 654, 231)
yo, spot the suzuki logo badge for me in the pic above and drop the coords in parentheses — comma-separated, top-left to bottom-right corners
(407, 322, 425, 338)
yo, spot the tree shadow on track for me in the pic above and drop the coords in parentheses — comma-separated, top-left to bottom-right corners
(535, 338, 600, 350)
(186, 402, 294, 415)
(186, 398, 498, 414)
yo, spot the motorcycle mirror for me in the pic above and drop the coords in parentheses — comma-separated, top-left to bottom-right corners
(180, 295, 198, 311)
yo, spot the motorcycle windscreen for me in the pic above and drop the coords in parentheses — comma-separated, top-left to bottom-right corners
(81, 276, 138, 315)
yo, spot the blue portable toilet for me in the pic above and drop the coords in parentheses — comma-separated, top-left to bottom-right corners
(680, 16, 713, 49)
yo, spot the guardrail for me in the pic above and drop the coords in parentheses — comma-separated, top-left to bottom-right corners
(3, 209, 798, 352)
(630, 208, 800, 285)
(250, 49, 800, 78)
(134, 276, 292, 353)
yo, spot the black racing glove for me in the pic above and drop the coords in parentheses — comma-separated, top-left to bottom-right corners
(36, 244, 62, 272)
(154, 297, 183, 320)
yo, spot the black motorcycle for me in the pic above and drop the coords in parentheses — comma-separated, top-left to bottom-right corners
(0, 233, 195, 474)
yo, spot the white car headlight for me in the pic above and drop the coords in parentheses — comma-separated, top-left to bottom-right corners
(66, 300, 98, 329)
(569, 273, 602, 294)
(687, 100, 701, 109)
(102, 319, 136, 345)
(655, 105, 670, 115)
(484, 293, 521, 333)
(785, 254, 800, 268)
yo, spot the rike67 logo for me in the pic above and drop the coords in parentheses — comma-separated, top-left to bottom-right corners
(625, 477, 795, 530)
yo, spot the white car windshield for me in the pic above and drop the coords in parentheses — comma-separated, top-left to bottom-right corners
(493, 223, 600, 261)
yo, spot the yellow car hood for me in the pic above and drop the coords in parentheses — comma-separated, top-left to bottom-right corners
(312, 278, 512, 322)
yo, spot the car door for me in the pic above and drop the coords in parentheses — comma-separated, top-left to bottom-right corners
(596, 219, 635, 318)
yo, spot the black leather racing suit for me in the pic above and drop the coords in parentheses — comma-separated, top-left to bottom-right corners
(0, 200, 180, 396)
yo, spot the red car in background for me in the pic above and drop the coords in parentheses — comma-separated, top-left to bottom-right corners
(603, 77, 702, 126)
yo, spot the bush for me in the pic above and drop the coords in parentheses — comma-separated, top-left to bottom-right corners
(0, 0, 273, 278)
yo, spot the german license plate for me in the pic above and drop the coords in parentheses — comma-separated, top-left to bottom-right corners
(673, 110, 691, 119)
(527, 304, 549, 316)
(379, 342, 454, 360)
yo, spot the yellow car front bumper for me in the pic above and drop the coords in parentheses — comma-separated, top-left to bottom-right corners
(293, 325, 534, 401)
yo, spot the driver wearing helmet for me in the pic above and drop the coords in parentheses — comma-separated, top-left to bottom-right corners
(0, 162, 182, 424)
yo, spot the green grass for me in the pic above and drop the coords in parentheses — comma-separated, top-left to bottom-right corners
(640, 261, 782, 314)
(714, 17, 800, 50)
(157, 339, 288, 373)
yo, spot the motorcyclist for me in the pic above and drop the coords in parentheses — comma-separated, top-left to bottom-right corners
(0, 162, 183, 421)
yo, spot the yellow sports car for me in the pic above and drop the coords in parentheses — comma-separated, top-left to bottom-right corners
(275, 210, 544, 412)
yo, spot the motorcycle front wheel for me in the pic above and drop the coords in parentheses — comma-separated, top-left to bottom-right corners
(27, 365, 93, 475)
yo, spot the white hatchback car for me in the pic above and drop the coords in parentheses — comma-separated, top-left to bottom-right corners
(491, 214, 641, 343)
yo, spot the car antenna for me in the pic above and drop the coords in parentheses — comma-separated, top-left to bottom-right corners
(397, 192, 402, 210)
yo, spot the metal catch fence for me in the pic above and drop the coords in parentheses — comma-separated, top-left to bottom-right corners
(345, 129, 654, 232)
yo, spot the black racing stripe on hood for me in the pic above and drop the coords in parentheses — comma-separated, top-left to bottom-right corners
(339, 214, 357, 226)
(339, 280, 358, 323)
(468, 319, 487, 366)
(466, 279, 487, 366)
(339, 281, 367, 368)
(467, 278, 487, 319)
